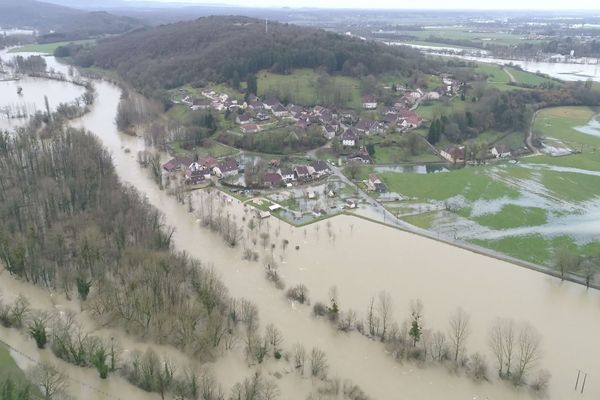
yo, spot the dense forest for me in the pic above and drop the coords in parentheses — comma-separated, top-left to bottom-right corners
(0, 125, 242, 359)
(67, 16, 435, 97)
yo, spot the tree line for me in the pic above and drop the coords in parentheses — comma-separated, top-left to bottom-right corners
(305, 289, 549, 392)
(426, 81, 600, 145)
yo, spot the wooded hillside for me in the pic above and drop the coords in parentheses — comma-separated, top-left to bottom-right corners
(71, 16, 435, 95)
(0, 0, 145, 40)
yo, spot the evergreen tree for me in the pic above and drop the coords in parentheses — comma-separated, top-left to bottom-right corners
(247, 74, 258, 96)
(409, 313, 422, 347)
(232, 70, 241, 90)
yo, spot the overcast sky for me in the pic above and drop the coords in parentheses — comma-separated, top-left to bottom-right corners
(133, 0, 600, 10)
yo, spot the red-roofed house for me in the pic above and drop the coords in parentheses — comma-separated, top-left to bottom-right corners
(263, 172, 283, 188)
(162, 156, 193, 172)
(241, 124, 260, 134)
(214, 158, 239, 177)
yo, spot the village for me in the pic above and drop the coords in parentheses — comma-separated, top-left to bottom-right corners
(164, 73, 525, 225)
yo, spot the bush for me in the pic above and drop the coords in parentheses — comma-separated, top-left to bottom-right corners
(530, 369, 551, 393)
(28, 319, 47, 349)
(286, 284, 309, 304)
(313, 302, 328, 317)
(467, 353, 489, 381)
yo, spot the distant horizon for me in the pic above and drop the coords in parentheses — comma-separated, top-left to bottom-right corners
(121, 0, 600, 11)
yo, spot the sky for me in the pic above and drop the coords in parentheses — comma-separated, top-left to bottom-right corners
(130, 0, 600, 10)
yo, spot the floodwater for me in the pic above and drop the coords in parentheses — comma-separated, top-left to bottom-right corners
(0, 77, 85, 129)
(390, 42, 600, 82)
(444, 55, 600, 82)
(0, 50, 83, 130)
(74, 80, 600, 399)
(374, 164, 449, 174)
(1, 58, 600, 399)
(575, 115, 600, 138)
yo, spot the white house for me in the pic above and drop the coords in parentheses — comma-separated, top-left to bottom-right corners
(278, 168, 295, 182)
(362, 95, 377, 110)
(491, 144, 512, 158)
(342, 128, 359, 147)
(440, 146, 465, 164)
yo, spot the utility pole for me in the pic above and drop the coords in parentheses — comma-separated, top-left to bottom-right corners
(265, 19, 268, 35)
(574, 369, 588, 394)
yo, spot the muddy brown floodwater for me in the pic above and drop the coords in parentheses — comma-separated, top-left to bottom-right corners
(72, 79, 600, 399)
(1, 65, 600, 400)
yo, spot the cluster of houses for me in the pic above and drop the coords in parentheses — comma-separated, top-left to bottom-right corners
(162, 154, 334, 189)
(162, 155, 241, 185)
(263, 160, 332, 188)
(179, 86, 430, 147)
(440, 144, 515, 164)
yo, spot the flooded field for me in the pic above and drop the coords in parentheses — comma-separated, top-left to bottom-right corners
(0, 50, 83, 130)
(1, 57, 600, 400)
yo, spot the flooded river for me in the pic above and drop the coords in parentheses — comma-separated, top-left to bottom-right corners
(1, 58, 600, 399)
(75, 80, 600, 399)
(388, 42, 600, 82)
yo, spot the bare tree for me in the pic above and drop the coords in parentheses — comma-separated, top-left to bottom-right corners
(28, 361, 69, 400)
(431, 331, 448, 361)
(337, 309, 357, 332)
(448, 308, 470, 362)
(286, 284, 309, 304)
(310, 348, 328, 379)
(377, 291, 393, 341)
(366, 295, 379, 337)
(293, 344, 306, 375)
(488, 318, 516, 378)
(554, 248, 580, 281)
(515, 324, 542, 384)
(265, 323, 283, 355)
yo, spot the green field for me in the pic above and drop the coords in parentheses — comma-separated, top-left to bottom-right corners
(473, 235, 600, 265)
(470, 204, 548, 230)
(395, 27, 544, 47)
(257, 69, 362, 109)
(533, 106, 600, 151)
(10, 39, 95, 54)
(527, 152, 600, 172)
(379, 167, 519, 201)
(540, 170, 600, 202)
(168, 140, 238, 159)
(505, 67, 556, 86)
(364, 133, 442, 164)
(528, 106, 600, 171)
(417, 97, 466, 120)
(401, 212, 438, 229)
